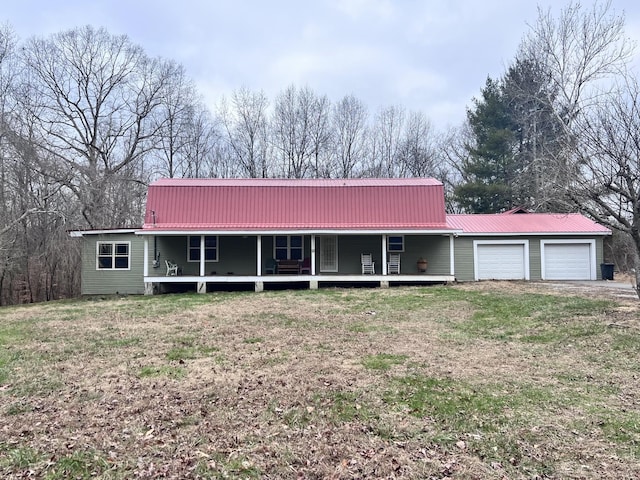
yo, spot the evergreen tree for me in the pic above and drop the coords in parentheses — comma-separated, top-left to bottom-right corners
(454, 77, 520, 213)
(502, 57, 565, 211)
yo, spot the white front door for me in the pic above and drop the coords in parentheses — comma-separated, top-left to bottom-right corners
(319, 235, 338, 272)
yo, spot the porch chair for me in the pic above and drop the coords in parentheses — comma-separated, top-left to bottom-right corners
(300, 257, 311, 274)
(165, 260, 179, 276)
(265, 258, 277, 274)
(387, 253, 401, 274)
(361, 253, 375, 274)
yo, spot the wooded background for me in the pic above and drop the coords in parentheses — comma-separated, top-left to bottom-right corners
(1, 1, 639, 304)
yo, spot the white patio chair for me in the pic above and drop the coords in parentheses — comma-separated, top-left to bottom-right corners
(387, 253, 401, 274)
(361, 253, 375, 274)
(165, 260, 179, 276)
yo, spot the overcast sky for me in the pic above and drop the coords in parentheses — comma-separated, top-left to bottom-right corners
(4, 0, 640, 130)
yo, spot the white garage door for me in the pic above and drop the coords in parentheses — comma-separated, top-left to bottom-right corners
(476, 243, 526, 280)
(543, 243, 592, 280)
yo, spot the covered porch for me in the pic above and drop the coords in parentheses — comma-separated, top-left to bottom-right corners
(138, 231, 458, 293)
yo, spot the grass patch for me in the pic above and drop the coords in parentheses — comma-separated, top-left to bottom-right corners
(362, 353, 407, 371)
(593, 409, 640, 456)
(5, 400, 33, 415)
(325, 390, 375, 424)
(43, 450, 111, 479)
(383, 375, 563, 436)
(94, 335, 141, 349)
(195, 453, 261, 479)
(166, 345, 218, 361)
(166, 336, 219, 361)
(138, 365, 186, 379)
(347, 322, 397, 334)
(10, 377, 64, 397)
(439, 290, 613, 343)
(0, 445, 44, 470)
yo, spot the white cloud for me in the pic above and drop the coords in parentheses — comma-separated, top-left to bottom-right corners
(330, 0, 396, 20)
(5, 0, 640, 131)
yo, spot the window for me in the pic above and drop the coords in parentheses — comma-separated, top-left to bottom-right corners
(274, 235, 303, 260)
(97, 241, 130, 270)
(387, 235, 404, 252)
(188, 235, 218, 262)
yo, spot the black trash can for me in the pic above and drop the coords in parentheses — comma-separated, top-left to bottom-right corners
(600, 263, 614, 280)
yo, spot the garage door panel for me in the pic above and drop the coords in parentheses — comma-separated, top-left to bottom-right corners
(543, 243, 591, 280)
(476, 244, 526, 280)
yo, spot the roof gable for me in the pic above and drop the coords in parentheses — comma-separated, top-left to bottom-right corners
(144, 178, 449, 231)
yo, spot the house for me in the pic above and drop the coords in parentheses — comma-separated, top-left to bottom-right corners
(70, 178, 611, 295)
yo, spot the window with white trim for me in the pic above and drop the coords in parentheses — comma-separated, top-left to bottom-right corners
(274, 235, 303, 260)
(97, 241, 130, 270)
(187, 235, 218, 262)
(387, 235, 404, 252)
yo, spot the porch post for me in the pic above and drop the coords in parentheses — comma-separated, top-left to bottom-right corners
(450, 234, 455, 276)
(200, 235, 205, 276)
(143, 237, 149, 277)
(310, 235, 316, 275)
(381, 234, 387, 275)
(257, 235, 262, 276)
(143, 237, 152, 295)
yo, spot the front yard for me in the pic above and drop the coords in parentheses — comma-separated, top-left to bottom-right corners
(0, 282, 639, 479)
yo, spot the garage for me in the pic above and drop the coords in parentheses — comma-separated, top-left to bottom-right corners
(542, 241, 594, 280)
(475, 241, 528, 280)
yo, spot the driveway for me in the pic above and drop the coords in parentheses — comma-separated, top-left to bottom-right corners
(546, 280, 637, 299)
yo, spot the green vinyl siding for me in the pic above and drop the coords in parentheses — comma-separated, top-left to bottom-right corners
(335, 235, 381, 274)
(453, 237, 475, 281)
(453, 236, 606, 282)
(80, 233, 145, 295)
(406, 235, 450, 275)
(212, 236, 257, 275)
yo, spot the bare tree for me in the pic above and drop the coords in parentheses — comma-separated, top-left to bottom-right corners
(0, 24, 77, 303)
(331, 94, 368, 178)
(218, 87, 270, 178)
(522, 0, 633, 127)
(367, 105, 405, 177)
(19, 26, 175, 228)
(516, 0, 634, 206)
(153, 62, 198, 178)
(272, 85, 311, 178)
(271, 85, 333, 179)
(570, 78, 640, 295)
(399, 111, 438, 178)
(308, 93, 332, 178)
(439, 124, 473, 212)
(181, 105, 223, 178)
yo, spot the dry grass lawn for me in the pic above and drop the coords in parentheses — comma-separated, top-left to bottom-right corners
(1, 281, 639, 479)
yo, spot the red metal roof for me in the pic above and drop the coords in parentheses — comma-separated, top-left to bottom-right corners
(143, 178, 450, 231)
(447, 213, 611, 234)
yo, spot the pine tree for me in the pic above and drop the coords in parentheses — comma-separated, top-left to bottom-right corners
(454, 78, 520, 213)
